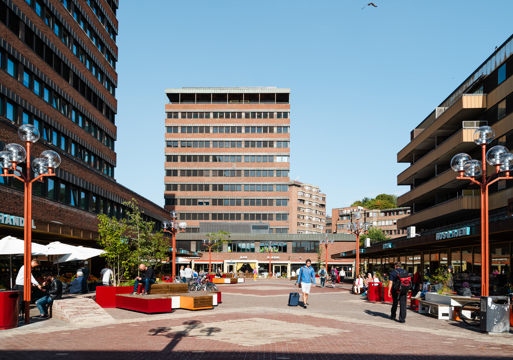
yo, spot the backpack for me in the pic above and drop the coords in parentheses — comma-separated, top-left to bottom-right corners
(393, 269, 412, 294)
(320, 269, 326, 276)
(331, 269, 337, 277)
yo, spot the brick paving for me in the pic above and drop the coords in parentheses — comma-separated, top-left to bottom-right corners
(1, 279, 512, 359)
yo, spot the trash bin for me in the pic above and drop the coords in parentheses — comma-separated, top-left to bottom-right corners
(480, 296, 510, 333)
(367, 282, 382, 302)
(0, 290, 20, 330)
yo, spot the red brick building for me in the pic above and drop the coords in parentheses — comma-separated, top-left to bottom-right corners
(0, 1, 170, 256)
(164, 87, 292, 234)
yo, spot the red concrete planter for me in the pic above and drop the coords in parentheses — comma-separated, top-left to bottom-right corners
(0, 291, 19, 330)
(116, 295, 171, 313)
(96, 286, 134, 308)
(367, 282, 382, 302)
(382, 288, 393, 303)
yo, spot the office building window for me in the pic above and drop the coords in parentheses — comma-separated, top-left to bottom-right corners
(7, 59, 16, 77)
(498, 99, 507, 120)
(498, 64, 506, 85)
(6, 102, 15, 122)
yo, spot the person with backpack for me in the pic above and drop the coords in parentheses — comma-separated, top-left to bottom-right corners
(318, 266, 327, 288)
(330, 267, 338, 288)
(388, 261, 411, 323)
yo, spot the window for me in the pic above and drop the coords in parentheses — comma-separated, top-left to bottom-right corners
(23, 71, 30, 88)
(7, 59, 16, 77)
(498, 64, 506, 85)
(498, 99, 506, 120)
(6, 102, 15, 122)
(44, 88, 50, 102)
(47, 179, 56, 200)
(34, 79, 41, 96)
(59, 182, 67, 203)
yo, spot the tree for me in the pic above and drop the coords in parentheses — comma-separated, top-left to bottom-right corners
(96, 214, 130, 286)
(360, 227, 390, 246)
(350, 194, 397, 210)
(204, 231, 231, 253)
(317, 244, 324, 269)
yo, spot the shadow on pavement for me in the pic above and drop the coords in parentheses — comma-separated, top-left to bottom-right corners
(364, 309, 391, 319)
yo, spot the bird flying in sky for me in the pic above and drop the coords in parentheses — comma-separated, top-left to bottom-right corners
(362, 3, 377, 10)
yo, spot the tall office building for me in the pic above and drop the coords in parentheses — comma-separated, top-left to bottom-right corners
(0, 1, 170, 254)
(288, 181, 326, 234)
(164, 87, 292, 234)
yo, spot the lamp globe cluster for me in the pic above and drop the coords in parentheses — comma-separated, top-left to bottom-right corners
(0, 125, 60, 175)
(451, 126, 513, 177)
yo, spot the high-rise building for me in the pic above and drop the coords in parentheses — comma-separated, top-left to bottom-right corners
(164, 87, 292, 234)
(288, 181, 326, 234)
(332, 206, 410, 239)
(0, 1, 170, 257)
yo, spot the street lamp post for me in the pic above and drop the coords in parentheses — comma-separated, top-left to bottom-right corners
(450, 125, 513, 296)
(344, 212, 371, 277)
(202, 238, 217, 274)
(0, 124, 61, 324)
(161, 210, 187, 279)
(319, 233, 334, 271)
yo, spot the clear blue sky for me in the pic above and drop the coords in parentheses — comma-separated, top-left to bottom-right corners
(114, 0, 513, 213)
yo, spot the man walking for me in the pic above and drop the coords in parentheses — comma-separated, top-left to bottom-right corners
(340, 268, 346, 284)
(184, 265, 193, 284)
(330, 267, 338, 288)
(388, 261, 410, 323)
(100, 265, 113, 286)
(15, 259, 42, 319)
(131, 264, 156, 295)
(296, 259, 315, 309)
(36, 272, 63, 319)
(318, 265, 326, 288)
(180, 265, 186, 283)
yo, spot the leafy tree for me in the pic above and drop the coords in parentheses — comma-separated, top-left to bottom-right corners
(317, 245, 324, 269)
(204, 230, 231, 253)
(360, 227, 390, 246)
(350, 194, 397, 210)
(96, 214, 130, 286)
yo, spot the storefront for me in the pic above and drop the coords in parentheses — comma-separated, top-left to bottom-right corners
(333, 218, 513, 295)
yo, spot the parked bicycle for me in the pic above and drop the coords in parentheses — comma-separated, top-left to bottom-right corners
(460, 301, 481, 327)
(189, 275, 219, 291)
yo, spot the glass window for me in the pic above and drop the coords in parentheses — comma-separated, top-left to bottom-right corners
(59, 182, 66, 202)
(7, 59, 16, 77)
(34, 79, 41, 95)
(47, 179, 56, 200)
(498, 99, 506, 119)
(23, 71, 30, 87)
(44, 88, 50, 102)
(6, 102, 15, 122)
(498, 64, 506, 85)
(80, 191, 87, 209)
(23, 112, 29, 125)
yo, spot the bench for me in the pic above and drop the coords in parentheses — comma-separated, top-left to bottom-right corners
(212, 278, 237, 284)
(115, 292, 217, 313)
(418, 300, 452, 320)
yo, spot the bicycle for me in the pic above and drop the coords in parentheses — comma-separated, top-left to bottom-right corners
(460, 301, 481, 327)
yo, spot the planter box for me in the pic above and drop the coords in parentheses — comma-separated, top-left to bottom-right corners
(96, 286, 133, 308)
(367, 282, 382, 302)
(425, 292, 451, 305)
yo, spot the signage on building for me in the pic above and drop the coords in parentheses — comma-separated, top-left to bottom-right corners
(435, 227, 470, 240)
(383, 243, 394, 249)
(0, 213, 36, 229)
(267, 256, 280, 259)
(240, 256, 247, 259)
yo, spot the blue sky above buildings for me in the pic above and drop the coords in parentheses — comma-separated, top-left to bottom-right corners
(114, 0, 513, 212)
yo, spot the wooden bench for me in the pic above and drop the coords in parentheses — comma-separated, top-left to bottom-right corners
(147, 283, 188, 294)
(116, 292, 215, 312)
(418, 300, 452, 320)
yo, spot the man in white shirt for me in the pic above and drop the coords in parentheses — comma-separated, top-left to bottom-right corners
(184, 265, 193, 283)
(16, 259, 42, 318)
(180, 266, 186, 283)
(100, 265, 113, 286)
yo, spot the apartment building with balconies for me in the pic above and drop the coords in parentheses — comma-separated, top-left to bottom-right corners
(397, 34, 513, 234)
(288, 181, 326, 234)
(164, 87, 292, 234)
(332, 206, 410, 239)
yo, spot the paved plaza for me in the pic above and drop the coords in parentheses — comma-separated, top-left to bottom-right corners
(1, 279, 512, 359)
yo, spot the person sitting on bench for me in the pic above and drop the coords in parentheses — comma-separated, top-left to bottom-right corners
(36, 272, 63, 319)
(69, 271, 88, 294)
(131, 264, 155, 296)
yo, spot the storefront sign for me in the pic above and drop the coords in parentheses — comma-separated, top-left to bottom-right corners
(383, 243, 394, 249)
(0, 213, 36, 228)
(267, 256, 280, 259)
(240, 256, 247, 259)
(435, 227, 470, 240)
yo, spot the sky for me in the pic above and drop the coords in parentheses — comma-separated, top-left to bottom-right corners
(113, 0, 513, 213)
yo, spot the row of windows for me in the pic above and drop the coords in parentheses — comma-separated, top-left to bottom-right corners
(166, 126, 290, 135)
(165, 170, 289, 178)
(165, 184, 289, 192)
(165, 155, 289, 163)
(166, 141, 290, 148)
(0, 3, 115, 123)
(1, 52, 115, 150)
(166, 198, 288, 207)
(0, 96, 114, 178)
(77, 0, 117, 41)
(166, 112, 290, 119)
(176, 213, 288, 221)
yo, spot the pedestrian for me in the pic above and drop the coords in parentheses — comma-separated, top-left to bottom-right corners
(130, 264, 156, 296)
(296, 259, 316, 309)
(388, 261, 411, 323)
(446, 266, 454, 291)
(253, 267, 258, 281)
(184, 265, 193, 284)
(330, 267, 338, 288)
(192, 269, 198, 279)
(340, 268, 346, 284)
(15, 259, 42, 319)
(36, 272, 63, 319)
(216, 268, 222, 278)
(69, 271, 88, 294)
(318, 266, 327, 288)
(180, 266, 186, 283)
(354, 274, 364, 294)
(100, 265, 113, 286)
(412, 269, 422, 297)
(457, 282, 473, 297)
(78, 261, 89, 279)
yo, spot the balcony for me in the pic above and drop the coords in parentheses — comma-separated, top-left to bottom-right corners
(398, 94, 486, 163)
(397, 193, 480, 229)
(398, 128, 476, 185)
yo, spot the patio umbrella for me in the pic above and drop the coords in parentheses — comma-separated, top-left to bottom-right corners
(0, 236, 47, 290)
(56, 246, 105, 263)
(40, 242, 84, 276)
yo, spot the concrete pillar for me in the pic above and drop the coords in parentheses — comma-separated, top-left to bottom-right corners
(287, 262, 291, 279)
